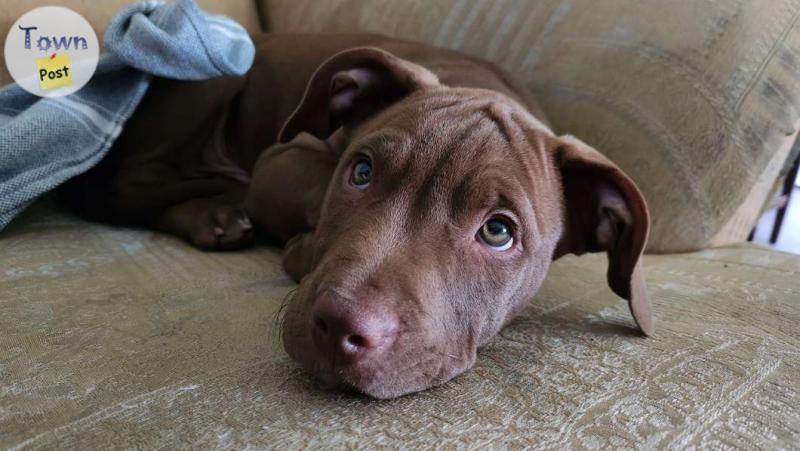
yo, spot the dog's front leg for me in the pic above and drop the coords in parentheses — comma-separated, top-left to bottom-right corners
(282, 232, 318, 282)
(246, 131, 342, 242)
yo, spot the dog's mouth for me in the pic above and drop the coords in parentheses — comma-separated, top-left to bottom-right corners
(310, 356, 393, 396)
(301, 351, 468, 399)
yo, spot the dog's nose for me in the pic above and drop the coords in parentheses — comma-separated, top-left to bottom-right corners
(311, 292, 397, 362)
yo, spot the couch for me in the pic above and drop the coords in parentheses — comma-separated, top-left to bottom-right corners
(2, 0, 799, 448)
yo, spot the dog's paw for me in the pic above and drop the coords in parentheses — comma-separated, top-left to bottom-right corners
(192, 204, 254, 251)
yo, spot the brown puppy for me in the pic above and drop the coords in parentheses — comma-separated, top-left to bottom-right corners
(59, 33, 652, 399)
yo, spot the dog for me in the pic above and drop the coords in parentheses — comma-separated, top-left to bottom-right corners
(59, 33, 653, 399)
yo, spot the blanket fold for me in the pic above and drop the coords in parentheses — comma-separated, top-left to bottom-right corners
(0, 0, 255, 230)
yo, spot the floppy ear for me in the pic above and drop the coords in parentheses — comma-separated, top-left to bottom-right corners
(278, 47, 440, 143)
(553, 135, 653, 336)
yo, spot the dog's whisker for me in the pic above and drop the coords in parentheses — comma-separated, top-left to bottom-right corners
(270, 287, 298, 343)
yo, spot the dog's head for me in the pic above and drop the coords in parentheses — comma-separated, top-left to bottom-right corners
(276, 47, 652, 398)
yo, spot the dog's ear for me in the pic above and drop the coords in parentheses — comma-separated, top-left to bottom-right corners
(278, 47, 440, 143)
(553, 135, 653, 336)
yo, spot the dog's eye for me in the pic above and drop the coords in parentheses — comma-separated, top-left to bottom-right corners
(478, 217, 514, 251)
(350, 159, 372, 189)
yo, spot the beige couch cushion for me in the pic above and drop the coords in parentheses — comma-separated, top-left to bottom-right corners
(0, 0, 264, 85)
(1, 200, 799, 448)
(259, 0, 800, 252)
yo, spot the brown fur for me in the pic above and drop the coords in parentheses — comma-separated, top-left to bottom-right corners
(59, 33, 652, 399)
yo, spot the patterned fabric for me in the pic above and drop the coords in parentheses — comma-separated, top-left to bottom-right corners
(0, 0, 255, 231)
(258, 0, 800, 252)
(1, 201, 798, 448)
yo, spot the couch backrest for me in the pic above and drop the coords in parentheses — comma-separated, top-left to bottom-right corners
(258, 0, 800, 252)
(3, 0, 798, 252)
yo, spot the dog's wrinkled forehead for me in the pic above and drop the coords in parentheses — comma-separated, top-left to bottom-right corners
(347, 87, 562, 226)
(358, 87, 549, 144)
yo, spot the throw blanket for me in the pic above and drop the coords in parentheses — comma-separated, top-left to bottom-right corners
(0, 0, 255, 230)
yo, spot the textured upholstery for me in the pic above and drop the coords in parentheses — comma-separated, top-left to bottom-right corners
(0, 0, 263, 85)
(259, 0, 800, 252)
(1, 200, 799, 448)
(3, 2, 800, 448)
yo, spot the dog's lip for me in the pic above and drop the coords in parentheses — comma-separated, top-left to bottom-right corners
(287, 331, 472, 398)
(304, 352, 387, 394)
(285, 325, 384, 387)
